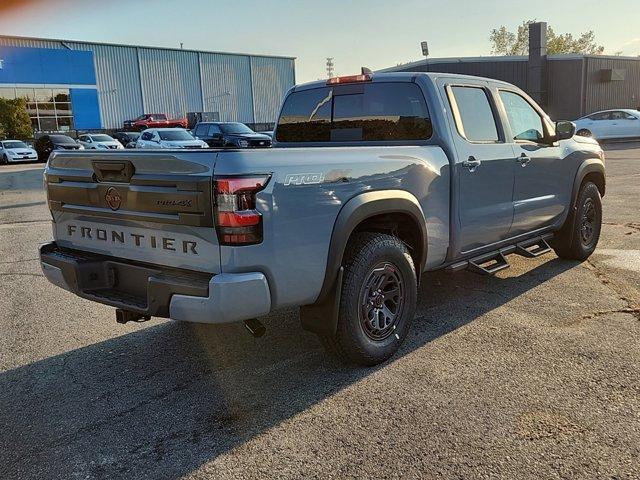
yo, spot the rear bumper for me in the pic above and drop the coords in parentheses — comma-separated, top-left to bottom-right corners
(39, 242, 271, 324)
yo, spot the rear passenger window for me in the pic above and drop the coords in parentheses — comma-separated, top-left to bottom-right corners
(449, 86, 499, 142)
(276, 83, 432, 143)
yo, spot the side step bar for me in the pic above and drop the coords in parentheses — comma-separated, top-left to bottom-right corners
(468, 251, 510, 275)
(446, 234, 554, 276)
(514, 237, 552, 258)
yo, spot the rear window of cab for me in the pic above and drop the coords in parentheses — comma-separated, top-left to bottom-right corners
(275, 82, 432, 143)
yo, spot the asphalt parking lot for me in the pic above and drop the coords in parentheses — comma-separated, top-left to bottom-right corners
(1, 145, 639, 480)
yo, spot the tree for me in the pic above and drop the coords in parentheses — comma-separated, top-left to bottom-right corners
(490, 20, 605, 56)
(0, 98, 33, 140)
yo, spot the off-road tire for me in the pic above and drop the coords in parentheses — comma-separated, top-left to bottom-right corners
(321, 232, 417, 366)
(552, 181, 602, 260)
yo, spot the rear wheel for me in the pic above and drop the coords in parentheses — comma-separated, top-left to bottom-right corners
(321, 233, 417, 366)
(552, 182, 602, 260)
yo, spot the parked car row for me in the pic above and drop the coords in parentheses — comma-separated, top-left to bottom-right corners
(2, 106, 639, 166)
(1, 122, 273, 164)
(133, 123, 271, 149)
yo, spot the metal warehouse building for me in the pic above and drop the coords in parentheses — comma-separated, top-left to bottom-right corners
(0, 35, 295, 132)
(381, 23, 640, 121)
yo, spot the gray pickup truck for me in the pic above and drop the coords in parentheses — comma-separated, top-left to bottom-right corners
(40, 72, 605, 366)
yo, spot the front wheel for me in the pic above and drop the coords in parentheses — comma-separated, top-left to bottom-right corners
(321, 233, 417, 366)
(552, 182, 602, 260)
(1, 154, 8, 165)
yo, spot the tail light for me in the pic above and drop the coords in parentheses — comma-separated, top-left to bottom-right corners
(214, 175, 270, 245)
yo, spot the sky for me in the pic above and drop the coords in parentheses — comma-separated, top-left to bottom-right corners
(0, 0, 638, 82)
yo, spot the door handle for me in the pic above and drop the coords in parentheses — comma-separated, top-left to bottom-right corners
(517, 154, 532, 167)
(462, 156, 481, 172)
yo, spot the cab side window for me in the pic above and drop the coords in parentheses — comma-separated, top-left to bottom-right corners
(207, 124, 222, 136)
(448, 86, 500, 142)
(141, 132, 152, 141)
(499, 91, 545, 143)
(195, 124, 208, 137)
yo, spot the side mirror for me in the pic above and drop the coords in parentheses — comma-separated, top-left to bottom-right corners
(554, 121, 576, 141)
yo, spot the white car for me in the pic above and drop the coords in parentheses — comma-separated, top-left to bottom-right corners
(77, 134, 124, 150)
(136, 128, 208, 149)
(0, 140, 38, 164)
(574, 109, 640, 141)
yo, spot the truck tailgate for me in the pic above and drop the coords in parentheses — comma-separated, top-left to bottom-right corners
(45, 150, 220, 274)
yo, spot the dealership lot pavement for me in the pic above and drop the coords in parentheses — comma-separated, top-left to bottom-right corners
(1, 146, 639, 480)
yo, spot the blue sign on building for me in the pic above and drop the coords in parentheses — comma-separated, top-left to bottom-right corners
(0, 45, 101, 130)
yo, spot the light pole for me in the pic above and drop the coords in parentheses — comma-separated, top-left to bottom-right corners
(421, 41, 429, 65)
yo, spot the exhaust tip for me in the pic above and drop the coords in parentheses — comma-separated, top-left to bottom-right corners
(244, 318, 265, 338)
(116, 309, 150, 324)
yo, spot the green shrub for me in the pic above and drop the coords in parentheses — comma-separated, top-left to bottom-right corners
(0, 98, 33, 140)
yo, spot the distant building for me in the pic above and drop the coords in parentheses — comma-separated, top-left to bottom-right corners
(380, 23, 640, 120)
(0, 35, 296, 132)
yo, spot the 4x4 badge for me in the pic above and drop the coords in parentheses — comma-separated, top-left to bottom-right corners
(105, 187, 122, 211)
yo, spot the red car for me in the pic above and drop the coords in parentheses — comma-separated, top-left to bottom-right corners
(123, 113, 188, 131)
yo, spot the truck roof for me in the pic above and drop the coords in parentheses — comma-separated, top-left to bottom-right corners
(292, 72, 515, 92)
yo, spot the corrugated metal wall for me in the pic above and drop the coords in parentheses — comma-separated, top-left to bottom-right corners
(200, 53, 254, 123)
(584, 56, 640, 114)
(251, 56, 296, 123)
(66, 42, 144, 128)
(546, 58, 583, 120)
(0, 36, 62, 49)
(392, 59, 529, 90)
(137, 48, 203, 119)
(0, 36, 295, 129)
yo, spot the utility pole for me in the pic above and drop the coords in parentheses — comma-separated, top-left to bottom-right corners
(326, 57, 334, 78)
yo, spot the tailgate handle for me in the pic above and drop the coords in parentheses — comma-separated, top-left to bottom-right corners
(93, 161, 135, 183)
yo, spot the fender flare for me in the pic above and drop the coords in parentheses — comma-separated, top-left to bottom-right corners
(300, 190, 428, 336)
(558, 158, 605, 241)
(571, 158, 605, 207)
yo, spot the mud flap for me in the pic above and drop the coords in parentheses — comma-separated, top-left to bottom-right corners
(300, 267, 343, 336)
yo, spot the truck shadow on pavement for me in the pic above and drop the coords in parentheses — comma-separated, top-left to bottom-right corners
(1, 258, 576, 479)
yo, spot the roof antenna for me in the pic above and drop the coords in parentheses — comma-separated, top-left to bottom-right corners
(361, 67, 373, 75)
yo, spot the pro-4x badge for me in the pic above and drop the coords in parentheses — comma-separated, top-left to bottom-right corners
(283, 173, 325, 186)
